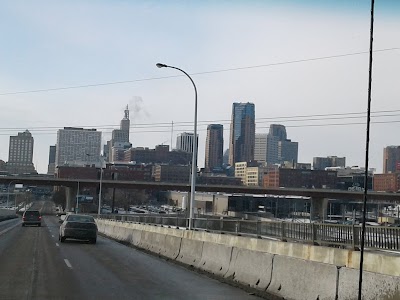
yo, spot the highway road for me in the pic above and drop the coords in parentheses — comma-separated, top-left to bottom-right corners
(0, 201, 261, 300)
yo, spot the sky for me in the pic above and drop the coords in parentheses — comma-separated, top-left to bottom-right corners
(0, 0, 399, 174)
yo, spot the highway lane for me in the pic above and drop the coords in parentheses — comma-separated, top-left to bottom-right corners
(0, 202, 262, 300)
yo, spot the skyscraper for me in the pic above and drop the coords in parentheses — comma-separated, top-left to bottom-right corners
(7, 130, 36, 174)
(254, 133, 267, 163)
(47, 145, 56, 175)
(383, 146, 400, 173)
(266, 124, 298, 165)
(55, 127, 102, 167)
(279, 139, 298, 163)
(176, 132, 198, 153)
(229, 102, 255, 165)
(107, 105, 131, 162)
(120, 105, 130, 133)
(205, 124, 224, 171)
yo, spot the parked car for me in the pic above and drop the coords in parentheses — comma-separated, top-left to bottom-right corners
(59, 214, 97, 244)
(22, 210, 42, 227)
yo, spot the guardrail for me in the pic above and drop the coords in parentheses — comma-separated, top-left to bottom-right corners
(97, 214, 400, 251)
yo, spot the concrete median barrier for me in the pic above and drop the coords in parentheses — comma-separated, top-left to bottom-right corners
(161, 235, 181, 260)
(139, 231, 166, 254)
(176, 238, 203, 267)
(97, 219, 400, 300)
(267, 255, 338, 300)
(126, 223, 142, 246)
(198, 242, 233, 276)
(337, 267, 400, 300)
(225, 247, 273, 290)
(101, 220, 117, 238)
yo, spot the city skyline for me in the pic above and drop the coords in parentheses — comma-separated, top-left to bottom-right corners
(2, 104, 400, 173)
(0, 1, 399, 173)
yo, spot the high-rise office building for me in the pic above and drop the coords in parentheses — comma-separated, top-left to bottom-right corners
(269, 124, 287, 141)
(205, 124, 224, 171)
(254, 133, 267, 163)
(266, 124, 298, 165)
(107, 106, 130, 162)
(279, 140, 298, 164)
(266, 134, 279, 165)
(55, 127, 102, 167)
(383, 146, 400, 173)
(229, 102, 255, 165)
(47, 145, 56, 175)
(120, 105, 130, 133)
(176, 132, 198, 153)
(223, 149, 229, 165)
(7, 130, 36, 174)
(313, 156, 346, 170)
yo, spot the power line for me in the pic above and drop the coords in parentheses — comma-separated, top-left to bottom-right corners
(0, 48, 399, 96)
(0, 119, 399, 136)
(0, 109, 399, 132)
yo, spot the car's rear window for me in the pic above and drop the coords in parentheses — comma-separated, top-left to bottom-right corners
(67, 215, 95, 223)
(25, 211, 40, 217)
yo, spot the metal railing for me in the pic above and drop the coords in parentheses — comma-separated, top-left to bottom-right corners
(97, 214, 400, 251)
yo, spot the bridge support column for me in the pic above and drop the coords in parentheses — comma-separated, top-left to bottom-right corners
(65, 187, 77, 212)
(310, 197, 328, 221)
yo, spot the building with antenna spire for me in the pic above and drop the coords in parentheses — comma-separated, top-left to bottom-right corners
(107, 105, 132, 162)
(120, 105, 130, 133)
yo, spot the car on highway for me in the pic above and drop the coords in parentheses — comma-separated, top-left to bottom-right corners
(59, 214, 98, 244)
(22, 210, 42, 227)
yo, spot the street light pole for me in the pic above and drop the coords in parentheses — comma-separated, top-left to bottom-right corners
(156, 63, 198, 230)
(358, 1, 375, 299)
(98, 158, 104, 216)
(76, 181, 80, 213)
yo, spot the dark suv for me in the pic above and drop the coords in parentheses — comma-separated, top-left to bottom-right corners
(22, 210, 42, 227)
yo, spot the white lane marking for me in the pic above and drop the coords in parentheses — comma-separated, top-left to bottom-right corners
(56, 243, 59, 247)
(64, 259, 72, 269)
(51, 235, 54, 237)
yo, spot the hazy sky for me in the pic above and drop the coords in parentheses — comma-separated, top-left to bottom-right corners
(0, 0, 399, 174)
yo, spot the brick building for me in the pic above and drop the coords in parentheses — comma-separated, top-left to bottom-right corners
(152, 165, 190, 183)
(263, 168, 337, 189)
(124, 145, 192, 165)
(373, 173, 400, 192)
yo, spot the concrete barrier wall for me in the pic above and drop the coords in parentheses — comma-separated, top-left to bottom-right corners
(139, 231, 165, 254)
(267, 255, 338, 300)
(225, 247, 273, 291)
(0, 209, 15, 216)
(162, 235, 181, 260)
(338, 267, 400, 300)
(176, 238, 203, 266)
(198, 242, 233, 276)
(96, 219, 400, 300)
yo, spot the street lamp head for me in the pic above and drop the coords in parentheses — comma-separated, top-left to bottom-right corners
(156, 63, 168, 68)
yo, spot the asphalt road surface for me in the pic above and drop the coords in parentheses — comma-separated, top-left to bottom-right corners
(0, 201, 261, 300)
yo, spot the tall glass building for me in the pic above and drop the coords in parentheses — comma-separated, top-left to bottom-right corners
(205, 124, 224, 171)
(229, 102, 255, 165)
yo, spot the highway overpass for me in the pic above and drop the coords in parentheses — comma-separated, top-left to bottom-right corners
(1, 176, 400, 218)
(1, 175, 400, 201)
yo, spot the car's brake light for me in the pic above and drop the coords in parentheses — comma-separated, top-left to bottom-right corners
(39, 216, 41, 220)
(22, 217, 25, 220)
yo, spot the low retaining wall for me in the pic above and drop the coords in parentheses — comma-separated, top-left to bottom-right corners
(96, 219, 400, 300)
